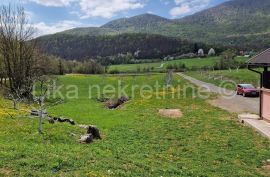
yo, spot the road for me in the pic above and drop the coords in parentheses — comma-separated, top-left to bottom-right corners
(177, 73, 259, 114)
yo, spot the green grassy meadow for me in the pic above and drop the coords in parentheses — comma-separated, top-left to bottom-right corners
(186, 69, 261, 90)
(1, 74, 270, 176)
(108, 56, 248, 73)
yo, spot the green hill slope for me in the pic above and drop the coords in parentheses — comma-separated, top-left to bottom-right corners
(176, 0, 270, 47)
(37, 33, 207, 60)
(59, 27, 119, 36)
(38, 0, 270, 59)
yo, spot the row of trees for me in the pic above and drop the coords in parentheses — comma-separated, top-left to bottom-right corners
(37, 54, 105, 75)
(98, 53, 134, 65)
(92, 47, 217, 66)
(214, 49, 246, 70)
(166, 63, 187, 72)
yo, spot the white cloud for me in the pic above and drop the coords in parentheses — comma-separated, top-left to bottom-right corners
(160, 0, 170, 5)
(170, 0, 211, 18)
(69, 10, 81, 17)
(28, 0, 77, 7)
(27, 0, 145, 18)
(79, 0, 145, 19)
(33, 20, 87, 36)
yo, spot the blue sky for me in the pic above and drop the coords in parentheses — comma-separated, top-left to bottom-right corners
(1, 0, 228, 36)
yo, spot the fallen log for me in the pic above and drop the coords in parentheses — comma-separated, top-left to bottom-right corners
(50, 117, 76, 125)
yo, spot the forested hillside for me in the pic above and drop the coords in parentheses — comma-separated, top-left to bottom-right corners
(176, 0, 270, 48)
(37, 0, 270, 60)
(102, 13, 171, 33)
(56, 0, 270, 48)
(37, 33, 210, 60)
(59, 27, 119, 36)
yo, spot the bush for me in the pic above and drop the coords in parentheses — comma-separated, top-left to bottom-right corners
(166, 62, 187, 72)
(74, 60, 105, 74)
(109, 69, 120, 74)
(214, 49, 241, 70)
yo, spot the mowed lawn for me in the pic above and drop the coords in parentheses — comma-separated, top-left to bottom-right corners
(108, 56, 249, 73)
(1, 74, 270, 176)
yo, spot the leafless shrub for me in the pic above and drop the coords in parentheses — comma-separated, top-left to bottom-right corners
(0, 4, 37, 98)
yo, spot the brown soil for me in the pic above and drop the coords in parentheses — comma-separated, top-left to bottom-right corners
(159, 109, 183, 119)
(0, 168, 13, 176)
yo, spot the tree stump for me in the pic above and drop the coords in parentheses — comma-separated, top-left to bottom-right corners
(87, 126, 102, 139)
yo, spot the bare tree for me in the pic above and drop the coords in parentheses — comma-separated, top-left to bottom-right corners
(32, 76, 55, 133)
(7, 86, 25, 110)
(0, 4, 37, 98)
(165, 70, 173, 87)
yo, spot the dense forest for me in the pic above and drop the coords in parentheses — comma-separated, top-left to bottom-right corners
(37, 33, 218, 60)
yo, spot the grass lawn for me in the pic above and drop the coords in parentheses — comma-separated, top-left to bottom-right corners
(186, 69, 261, 90)
(108, 56, 249, 73)
(1, 74, 270, 176)
(108, 62, 162, 73)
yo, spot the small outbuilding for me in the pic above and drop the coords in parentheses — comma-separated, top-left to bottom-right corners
(248, 48, 270, 122)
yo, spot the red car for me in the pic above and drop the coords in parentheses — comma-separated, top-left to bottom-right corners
(236, 84, 259, 97)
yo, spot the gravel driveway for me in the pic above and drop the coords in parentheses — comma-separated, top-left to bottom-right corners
(177, 73, 259, 114)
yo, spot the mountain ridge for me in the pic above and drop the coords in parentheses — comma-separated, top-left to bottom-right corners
(53, 0, 270, 48)
(38, 0, 270, 60)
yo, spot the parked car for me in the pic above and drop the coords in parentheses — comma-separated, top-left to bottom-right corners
(236, 84, 259, 97)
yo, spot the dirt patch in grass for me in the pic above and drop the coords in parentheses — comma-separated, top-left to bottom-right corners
(263, 165, 270, 170)
(0, 168, 13, 176)
(105, 96, 129, 109)
(158, 109, 183, 119)
(256, 160, 270, 176)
